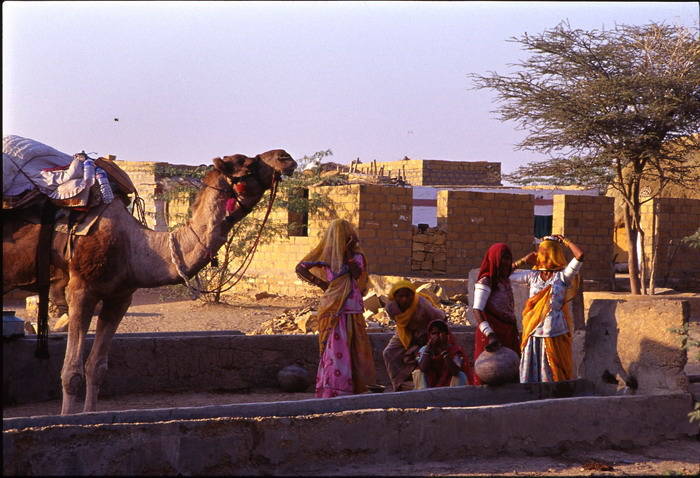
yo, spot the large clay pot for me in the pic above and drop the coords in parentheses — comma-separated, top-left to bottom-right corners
(474, 346, 520, 385)
(277, 364, 311, 393)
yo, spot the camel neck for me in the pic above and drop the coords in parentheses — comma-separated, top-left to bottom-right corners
(139, 172, 265, 288)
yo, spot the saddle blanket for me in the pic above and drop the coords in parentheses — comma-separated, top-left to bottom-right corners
(3, 134, 95, 203)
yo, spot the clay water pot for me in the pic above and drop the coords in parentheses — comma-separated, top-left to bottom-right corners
(277, 364, 311, 393)
(474, 346, 520, 385)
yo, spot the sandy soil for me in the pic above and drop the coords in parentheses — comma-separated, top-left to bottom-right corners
(4, 286, 699, 476)
(5, 285, 318, 334)
(304, 439, 700, 476)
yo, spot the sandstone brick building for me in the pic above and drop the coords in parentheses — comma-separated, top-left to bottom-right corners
(117, 157, 699, 294)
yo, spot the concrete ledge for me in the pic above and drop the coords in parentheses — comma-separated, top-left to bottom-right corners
(2, 393, 694, 476)
(2, 379, 593, 430)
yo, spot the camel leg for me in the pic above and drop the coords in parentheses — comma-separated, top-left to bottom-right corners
(83, 295, 132, 413)
(60, 289, 98, 415)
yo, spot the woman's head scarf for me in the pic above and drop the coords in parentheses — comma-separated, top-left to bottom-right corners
(533, 238, 580, 305)
(477, 243, 513, 286)
(300, 218, 363, 281)
(534, 239, 567, 271)
(389, 279, 417, 301)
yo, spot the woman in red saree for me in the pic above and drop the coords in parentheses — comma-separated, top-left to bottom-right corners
(413, 319, 474, 388)
(471, 243, 521, 385)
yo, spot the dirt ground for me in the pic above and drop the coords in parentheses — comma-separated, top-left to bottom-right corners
(5, 285, 319, 335)
(3, 286, 699, 476)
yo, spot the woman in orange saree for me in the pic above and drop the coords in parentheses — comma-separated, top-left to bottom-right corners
(510, 235, 584, 383)
(295, 219, 376, 397)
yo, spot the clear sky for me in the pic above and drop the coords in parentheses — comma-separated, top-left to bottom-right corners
(3, 1, 697, 175)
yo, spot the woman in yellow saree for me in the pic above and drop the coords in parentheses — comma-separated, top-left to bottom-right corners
(295, 219, 376, 397)
(510, 235, 584, 383)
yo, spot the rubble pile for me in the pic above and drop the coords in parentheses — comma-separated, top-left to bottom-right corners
(249, 283, 475, 335)
(250, 306, 318, 335)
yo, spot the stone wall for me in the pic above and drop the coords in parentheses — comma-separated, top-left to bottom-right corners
(2, 331, 474, 406)
(552, 194, 615, 288)
(641, 197, 700, 291)
(437, 190, 534, 276)
(117, 160, 203, 231)
(354, 159, 501, 186)
(421, 160, 501, 186)
(582, 298, 689, 394)
(411, 226, 447, 275)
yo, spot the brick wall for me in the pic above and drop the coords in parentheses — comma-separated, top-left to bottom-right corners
(243, 184, 413, 295)
(118, 160, 203, 231)
(552, 195, 615, 287)
(437, 190, 534, 276)
(421, 160, 501, 186)
(641, 197, 700, 290)
(354, 159, 501, 186)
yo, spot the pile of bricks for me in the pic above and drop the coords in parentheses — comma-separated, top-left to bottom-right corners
(411, 226, 447, 274)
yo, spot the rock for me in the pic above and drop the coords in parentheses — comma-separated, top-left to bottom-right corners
(295, 311, 317, 334)
(52, 313, 69, 333)
(373, 309, 392, 326)
(474, 346, 520, 385)
(255, 291, 278, 300)
(24, 321, 36, 335)
(277, 364, 311, 392)
(363, 292, 382, 314)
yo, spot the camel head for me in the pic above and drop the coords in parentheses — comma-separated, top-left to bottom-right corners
(212, 150, 296, 192)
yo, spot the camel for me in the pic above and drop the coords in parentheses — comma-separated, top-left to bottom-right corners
(2, 150, 297, 415)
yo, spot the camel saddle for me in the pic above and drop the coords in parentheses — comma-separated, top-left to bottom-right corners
(3, 134, 137, 211)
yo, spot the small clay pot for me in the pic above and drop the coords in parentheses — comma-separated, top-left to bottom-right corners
(474, 346, 520, 385)
(277, 364, 311, 393)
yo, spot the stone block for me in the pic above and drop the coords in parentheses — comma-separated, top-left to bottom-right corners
(582, 298, 689, 395)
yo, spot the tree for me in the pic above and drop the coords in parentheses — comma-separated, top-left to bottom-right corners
(470, 22, 700, 294)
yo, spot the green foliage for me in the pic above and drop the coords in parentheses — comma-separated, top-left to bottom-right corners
(669, 324, 700, 424)
(155, 163, 210, 180)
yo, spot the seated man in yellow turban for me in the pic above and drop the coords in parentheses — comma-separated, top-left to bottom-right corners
(382, 280, 446, 391)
